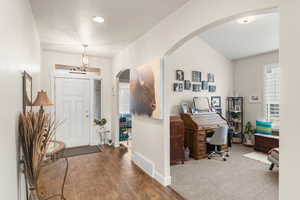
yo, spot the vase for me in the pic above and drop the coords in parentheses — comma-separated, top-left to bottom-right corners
(29, 187, 39, 200)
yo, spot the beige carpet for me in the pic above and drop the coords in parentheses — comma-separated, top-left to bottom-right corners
(170, 145, 278, 200)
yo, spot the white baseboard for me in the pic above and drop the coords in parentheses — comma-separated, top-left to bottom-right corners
(132, 151, 171, 186)
(132, 151, 155, 177)
(154, 171, 171, 186)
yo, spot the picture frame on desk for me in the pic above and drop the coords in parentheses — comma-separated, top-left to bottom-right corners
(181, 103, 190, 113)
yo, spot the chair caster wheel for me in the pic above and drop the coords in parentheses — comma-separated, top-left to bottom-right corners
(226, 154, 230, 157)
(223, 158, 227, 161)
(208, 157, 211, 159)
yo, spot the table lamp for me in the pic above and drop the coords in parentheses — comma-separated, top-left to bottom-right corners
(32, 90, 54, 112)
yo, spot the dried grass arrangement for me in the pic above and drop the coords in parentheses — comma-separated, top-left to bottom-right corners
(19, 111, 59, 200)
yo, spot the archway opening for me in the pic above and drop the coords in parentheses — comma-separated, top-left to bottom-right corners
(115, 69, 131, 149)
(165, 9, 279, 200)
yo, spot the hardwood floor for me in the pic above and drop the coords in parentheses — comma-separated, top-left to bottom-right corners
(38, 146, 184, 200)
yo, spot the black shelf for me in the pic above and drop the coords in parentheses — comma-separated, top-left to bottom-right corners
(227, 97, 244, 144)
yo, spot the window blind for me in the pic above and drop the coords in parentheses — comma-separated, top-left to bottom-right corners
(264, 64, 280, 129)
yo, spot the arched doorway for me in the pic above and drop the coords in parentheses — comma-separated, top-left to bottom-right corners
(164, 8, 279, 200)
(113, 69, 131, 148)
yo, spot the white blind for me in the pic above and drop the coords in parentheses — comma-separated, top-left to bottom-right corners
(264, 64, 280, 128)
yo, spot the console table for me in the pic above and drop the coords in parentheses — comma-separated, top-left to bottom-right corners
(254, 134, 279, 153)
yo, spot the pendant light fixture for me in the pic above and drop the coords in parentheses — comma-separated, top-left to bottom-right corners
(81, 44, 89, 71)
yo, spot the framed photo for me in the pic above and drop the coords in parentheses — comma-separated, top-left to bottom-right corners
(208, 73, 215, 82)
(201, 81, 208, 90)
(181, 103, 190, 113)
(184, 80, 191, 90)
(23, 71, 32, 113)
(176, 70, 184, 81)
(209, 85, 216, 92)
(211, 96, 221, 108)
(173, 83, 183, 92)
(192, 84, 201, 92)
(192, 71, 201, 82)
(249, 95, 261, 103)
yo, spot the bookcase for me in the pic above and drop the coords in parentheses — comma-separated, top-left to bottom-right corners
(227, 97, 244, 143)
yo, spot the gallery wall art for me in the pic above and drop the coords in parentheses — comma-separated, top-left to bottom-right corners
(130, 59, 163, 119)
(173, 68, 216, 93)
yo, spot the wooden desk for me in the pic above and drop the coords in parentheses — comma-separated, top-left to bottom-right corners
(181, 113, 228, 160)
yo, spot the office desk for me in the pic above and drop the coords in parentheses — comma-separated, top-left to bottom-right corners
(181, 113, 228, 160)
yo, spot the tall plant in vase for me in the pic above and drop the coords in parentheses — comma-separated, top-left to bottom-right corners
(19, 111, 59, 200)
(244, 121, 255, 146)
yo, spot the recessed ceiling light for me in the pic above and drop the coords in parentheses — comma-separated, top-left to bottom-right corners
(237, 16, 256, 24)
(92, 16, 104, 24)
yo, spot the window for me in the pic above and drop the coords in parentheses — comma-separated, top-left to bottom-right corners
(264, 64, 280, 129)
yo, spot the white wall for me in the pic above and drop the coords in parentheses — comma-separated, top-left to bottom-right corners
(280, 1, 300, 199)
(40, 50, 113, 134)
(234, 51, 279, 125)
(0, 0, 40, 199)
(165, 37, 234, 116)
(113, 0, 278, 185)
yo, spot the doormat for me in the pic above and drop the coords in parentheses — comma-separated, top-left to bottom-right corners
(243, 152, 271, 165)
(59, 145, 100, 158)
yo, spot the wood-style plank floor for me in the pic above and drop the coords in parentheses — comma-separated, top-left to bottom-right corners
(38, 146, 184, 200)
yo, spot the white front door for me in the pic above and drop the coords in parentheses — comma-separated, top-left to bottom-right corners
(55, 78, 90, 147)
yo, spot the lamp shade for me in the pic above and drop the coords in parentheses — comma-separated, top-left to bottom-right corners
(32, 90, 54, 107)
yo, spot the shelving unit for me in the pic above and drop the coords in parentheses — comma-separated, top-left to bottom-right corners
(119, 113, 132, 142)
(227, 97, 244, 143)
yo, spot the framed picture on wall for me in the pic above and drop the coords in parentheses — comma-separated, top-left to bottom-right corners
(192, 84, 201, 92)
(211, 96, 221, 108)
(208, 73, 215, 82)
(184, 80, 191, 90)
(201, 81, 208, 90)
(192, 71, 201, 82)
(176, 70, 184, 81)
(23, 71, 32, 113)
(249, 95, 261, 103)
(209, 85, 216, 92)
(173, 83, 183, 92)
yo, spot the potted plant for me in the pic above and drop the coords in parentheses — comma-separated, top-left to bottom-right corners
(244, 121, 255, 146)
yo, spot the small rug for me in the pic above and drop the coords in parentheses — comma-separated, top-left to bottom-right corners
(243, 151, 271, 165)
(59, 145, 100, 158)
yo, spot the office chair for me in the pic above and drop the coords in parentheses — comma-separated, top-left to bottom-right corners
(206, 125, 228, 161)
